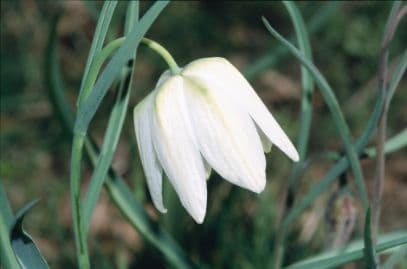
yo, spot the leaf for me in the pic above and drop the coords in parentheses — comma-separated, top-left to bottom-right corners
(77, 1, 118, 106)
(0, 183, 20, 269)
(286, 231, 407, 269)
(44, 14, 74, 134)
(363, 208, 378, 268)
(10, 199, 50, 269)
(0, 183, 14, 227)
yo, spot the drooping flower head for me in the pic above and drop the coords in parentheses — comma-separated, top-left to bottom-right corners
(134, 57, 298, 223)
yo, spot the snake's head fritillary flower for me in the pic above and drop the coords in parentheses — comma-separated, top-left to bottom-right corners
(133, 57, 299, 223)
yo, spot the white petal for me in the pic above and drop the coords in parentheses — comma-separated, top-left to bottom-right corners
(183, 76, 266, 193)
(133, 92, 167, 213)
(155, 70, 171, 88)
(152, 76, 207, 223)
(183, 57, 299, 162)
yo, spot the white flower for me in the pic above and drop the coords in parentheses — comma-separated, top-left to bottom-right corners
(133, 57, 299, 223)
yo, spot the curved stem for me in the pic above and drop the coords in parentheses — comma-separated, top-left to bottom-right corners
(141, 37, 181, 75)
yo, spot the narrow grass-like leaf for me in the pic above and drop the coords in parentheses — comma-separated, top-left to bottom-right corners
(382, 245, 407, 269)
(125, 1, 139, 35)
(262, 17, 369, 210)
(364, 128, 407, 158)
(387, 49, 407, 105)
(286, 231, 407, 269)
(0, 183, 14, 226)
(45, 14, 74, 134)
(10, 200, 50, 269)
(244, 2, 340, 79)
(83, 2, 139, 230)
(80, 37, 125, 103)
(282, 1, 314, 161)
(78, 1, 118, 106)
(0, 183, 20, 269)
(74, 1, 169, 135)
(364, 208, 378, 268)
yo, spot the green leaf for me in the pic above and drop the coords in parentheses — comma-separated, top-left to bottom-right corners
(262, 16, 369, 210)
(44, 14, 74, 134)
(382, 245, 407, 269)
(282, 1, 314, 162)
(387, 49, 407, 106)
(0, 183, 14, 227)
(0, 183, 20, 269)
(364, 128, 407, 158)
(286, 231, 407, 269)
(364, 208, 378, 268)
(10, 200, 50, 269)
(74, 0, 169, 135)
(77, 1, 118, 106)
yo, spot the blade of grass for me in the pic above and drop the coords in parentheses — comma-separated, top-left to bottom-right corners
(10, 200, 50, 269)
(387, 49, 407, 104)
(44, 14, 74, 134)
(244, 2, 341, 79)
(83, 1, 138, 230)
(0, 183, 14, 227)
(262, 16, 369, 210)
(271, 2, 314, 268)
(382, 245, 407, 269)
(77, 1, 118, 106)
(363, 208, 378, 268)
(282, 1, 314, 161)
(364, 128, 407, 158)
(286, 231, 407, 269)
(0, 183, 20, 269)
(372, 2, 406, 241)
(80, 37, 125, 103)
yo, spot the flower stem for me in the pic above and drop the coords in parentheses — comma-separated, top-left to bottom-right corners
(141, 37, 181, 75)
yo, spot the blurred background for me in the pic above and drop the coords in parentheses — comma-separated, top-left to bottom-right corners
(1, 1, 406, 268)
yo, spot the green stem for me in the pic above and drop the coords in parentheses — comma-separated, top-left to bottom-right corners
(79, 37, 180, 109)
(69, 134, 90, 269)
(141, 37, 181, 75)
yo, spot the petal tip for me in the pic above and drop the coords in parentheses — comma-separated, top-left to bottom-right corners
(252, 180, 266, 194)
(190, 208, 206, 224)
(156, 206, 168, 214)
(246, 175, 266, 194)
(289, 148, 300, 162)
